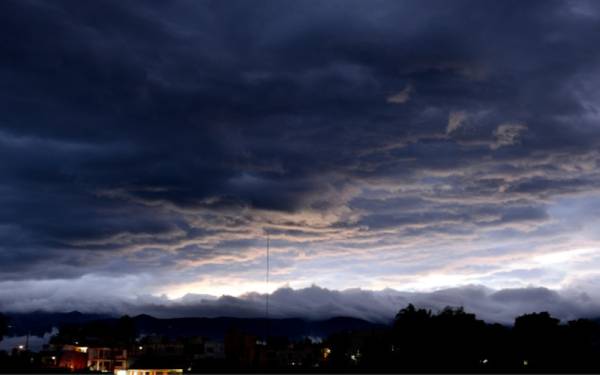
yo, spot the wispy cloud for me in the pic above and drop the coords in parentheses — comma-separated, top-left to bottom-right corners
(386, 84, 413, 104)
(446, 111, 469, 134)
(491, 123, 528, 149)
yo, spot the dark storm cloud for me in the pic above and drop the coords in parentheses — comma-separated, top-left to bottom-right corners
(1, 0, 600, 303)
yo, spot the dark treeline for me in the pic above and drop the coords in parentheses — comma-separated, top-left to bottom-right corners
(0, 314, 7, 342)
(325, 305, 600, 372)
(2, 307, 600, 372)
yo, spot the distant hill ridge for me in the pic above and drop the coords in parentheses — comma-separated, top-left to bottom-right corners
(2, 311, 388, 339)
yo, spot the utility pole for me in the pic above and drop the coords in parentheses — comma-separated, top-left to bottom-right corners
(265, 232, 270, 345)
(266, 233, 270, 320)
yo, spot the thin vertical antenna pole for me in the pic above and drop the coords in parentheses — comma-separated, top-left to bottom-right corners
(266, 233, 270, 319)
(265, 233, 270, 344)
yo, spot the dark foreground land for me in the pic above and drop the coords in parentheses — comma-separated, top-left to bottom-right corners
(2, 305, 600, 373)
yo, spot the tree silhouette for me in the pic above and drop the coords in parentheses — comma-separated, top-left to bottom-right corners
(513, 311, 562, 369)
(391, 304, 433, 369)
(564, 318, 600, 370)
(430, 306, 487, 369)
(330, 308, 600, 371)
(0, 313, 7, 342)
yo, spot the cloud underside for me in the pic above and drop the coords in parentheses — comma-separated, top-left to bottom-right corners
(1, 0, 600, 312)
(1, 284, 598, 325)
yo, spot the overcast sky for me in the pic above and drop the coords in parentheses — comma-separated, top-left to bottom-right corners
(1, 0, 600, 320)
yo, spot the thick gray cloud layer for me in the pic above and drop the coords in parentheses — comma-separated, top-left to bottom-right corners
(1, 0, 600, 312)
(146, 286, 600, 324)
(1, 285, 597, 325)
